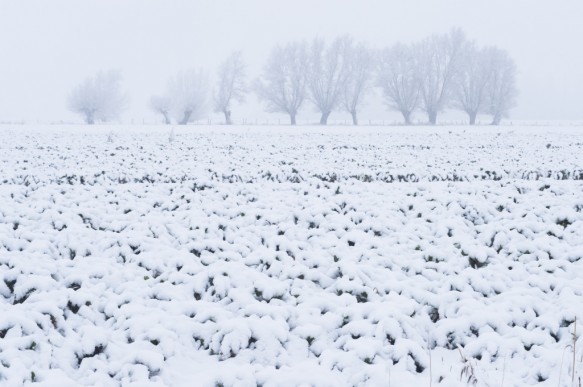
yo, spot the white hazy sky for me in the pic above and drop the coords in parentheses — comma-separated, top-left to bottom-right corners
(0, 0, 582, 123)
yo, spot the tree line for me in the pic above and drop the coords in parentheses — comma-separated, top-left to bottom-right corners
(68, 28, 517, 126)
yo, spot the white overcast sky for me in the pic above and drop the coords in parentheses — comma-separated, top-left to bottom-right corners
(0, 0, 582, 123)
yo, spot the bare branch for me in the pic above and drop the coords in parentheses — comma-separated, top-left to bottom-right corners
(306, 36, 352, 125)
(214, 51, 247, 125)
(342, 40, 374, 125)
(415, 28, 467, 124)
(255, 41, 309, 125)
(484, 47, 518, 125)
(377, 43, 420, 125)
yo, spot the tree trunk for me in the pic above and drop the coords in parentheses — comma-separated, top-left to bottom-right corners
(85, 111, 95, 125)
(162, 111, 171, 125)
(491, 113, 501, 126)
(428, 110, 437, 125)
(402, 111, 412, 125)
(350, 110, 358, 126)
(224, 110, 232, 125)
(468, 111, 477, 125)
(319, 111, 330, 125)
(179, 110, 192, 125)
(290, 113, 296, 126)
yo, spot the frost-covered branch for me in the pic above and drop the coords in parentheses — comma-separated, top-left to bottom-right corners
(68, 70, 128, 125)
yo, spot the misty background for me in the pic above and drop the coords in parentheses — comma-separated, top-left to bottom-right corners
(1, 0, 582, 124)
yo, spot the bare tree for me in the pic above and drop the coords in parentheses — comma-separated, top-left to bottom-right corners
(377, 43, 420, 125)
(485, 47, 517, 125)
(167, 69, 208, 125)
(214, 51, 246, 125)
(256, 41, 309, 125)
(452, 43, 492, 125)
(415, 28, 467, 124)
(342, 41, 374, 125)
(307, 37, 351, 125)
(68, 70, 128, 124)
(149, 95, 172, 124)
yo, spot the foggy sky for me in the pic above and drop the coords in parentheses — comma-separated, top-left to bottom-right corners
(1, 0, 582, 124)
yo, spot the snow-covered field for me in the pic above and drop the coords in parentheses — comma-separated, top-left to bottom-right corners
(0, 125, 582, 386)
